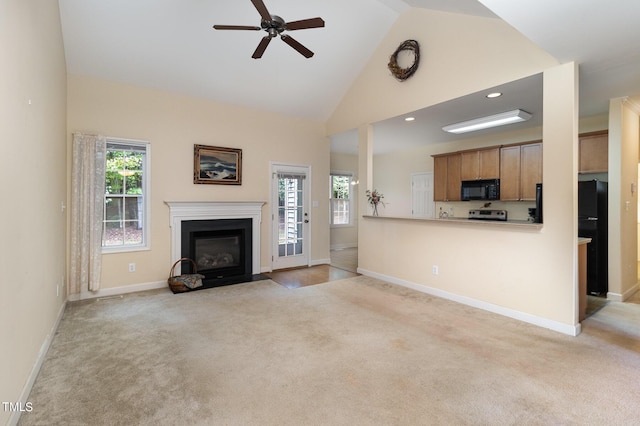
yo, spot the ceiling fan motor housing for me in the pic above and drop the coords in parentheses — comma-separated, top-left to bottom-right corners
(262, 15, 285, 36)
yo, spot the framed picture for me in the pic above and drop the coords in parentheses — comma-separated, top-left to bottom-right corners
(193, 144, 242, 185)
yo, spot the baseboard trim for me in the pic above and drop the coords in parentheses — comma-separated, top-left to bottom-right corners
(68, 280, 168, 302)
(608, 282, 640, 302)
(357, 268, 581, 337)
(9, 300, 67, 426)
(310, 258, 331, 267)
(330, 243, 358, 250)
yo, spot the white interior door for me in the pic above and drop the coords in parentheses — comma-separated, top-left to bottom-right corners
(271, 163, 310, 270)
(412, 172, 434, 218)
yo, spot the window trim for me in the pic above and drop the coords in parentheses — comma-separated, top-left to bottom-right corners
(102, 137, 151, 254)
(330, 170, 355, 228)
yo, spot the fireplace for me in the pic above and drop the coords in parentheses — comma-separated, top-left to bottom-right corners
(181, 218, 252, 286)
(165, 201, 266, 291)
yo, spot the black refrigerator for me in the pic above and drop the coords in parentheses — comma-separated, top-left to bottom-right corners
(578, 180, 608, 295)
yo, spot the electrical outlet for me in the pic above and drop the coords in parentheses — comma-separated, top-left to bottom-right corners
(128, 263, 136, 273)
(432, 265, 439, 275)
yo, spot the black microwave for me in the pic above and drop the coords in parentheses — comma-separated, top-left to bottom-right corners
(461, 179, 500, 201)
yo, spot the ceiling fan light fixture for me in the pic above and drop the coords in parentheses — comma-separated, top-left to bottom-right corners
(442, 109, 532, 134)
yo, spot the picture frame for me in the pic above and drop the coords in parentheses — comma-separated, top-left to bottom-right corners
(193, 144, 242, 185)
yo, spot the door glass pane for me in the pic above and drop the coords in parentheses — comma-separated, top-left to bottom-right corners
(278, 176, 304, 258)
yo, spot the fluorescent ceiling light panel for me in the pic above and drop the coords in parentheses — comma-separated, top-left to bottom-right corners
(442, 109, 532, 134)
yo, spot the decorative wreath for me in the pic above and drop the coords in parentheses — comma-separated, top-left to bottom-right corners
(388, 39, 420, 81)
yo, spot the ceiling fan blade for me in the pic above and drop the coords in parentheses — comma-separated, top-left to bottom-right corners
(281, 34, 314, 58)
(285, 17, 325, 31)
(213, 25, 261, 31)
(252, 36, 272, 59)
(251, 0, 271, 21)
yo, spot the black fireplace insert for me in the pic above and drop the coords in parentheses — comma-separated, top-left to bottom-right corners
(180, 218, 253, 288)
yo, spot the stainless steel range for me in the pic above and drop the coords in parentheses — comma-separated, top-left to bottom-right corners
(468, 209, 507, 221)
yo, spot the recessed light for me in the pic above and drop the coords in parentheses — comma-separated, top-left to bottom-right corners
(404, 117, 415, 122)
(486, 92, 502, 99)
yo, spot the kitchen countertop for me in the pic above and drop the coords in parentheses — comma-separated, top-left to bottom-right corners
(362, 215, 543, 229)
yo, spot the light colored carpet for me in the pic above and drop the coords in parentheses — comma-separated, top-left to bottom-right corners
(19, 276, 640, 425)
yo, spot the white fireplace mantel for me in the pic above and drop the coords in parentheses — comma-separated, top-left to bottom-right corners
(165, 201, 265, 275)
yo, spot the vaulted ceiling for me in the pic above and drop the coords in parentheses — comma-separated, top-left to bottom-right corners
(59, 0, 640, 136)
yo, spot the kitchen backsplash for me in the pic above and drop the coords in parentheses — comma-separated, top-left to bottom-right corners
(435, 200, 536, 221)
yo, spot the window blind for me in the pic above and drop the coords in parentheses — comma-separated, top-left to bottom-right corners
(276, 172, 306, 180)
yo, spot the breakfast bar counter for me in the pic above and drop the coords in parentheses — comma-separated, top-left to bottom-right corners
(362, 215, 544, 230)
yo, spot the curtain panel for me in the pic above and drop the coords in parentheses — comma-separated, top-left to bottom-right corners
(70, 133, 106, 294)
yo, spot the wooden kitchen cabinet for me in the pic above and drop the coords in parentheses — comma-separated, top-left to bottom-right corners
(499, 145, 521, 200)
(433, 153, 461, 201)
(460, 147, 500, 181)
(500, 142, 542, 201)
(579, 131, 608, 173)
(447, 154, 462, 201)
(435, 140, 541, 202)
(434, 155, 447, 201)
(520, 143, 542, 200)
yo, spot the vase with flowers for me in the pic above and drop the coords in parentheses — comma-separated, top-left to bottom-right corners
(366, 189, 385, 216)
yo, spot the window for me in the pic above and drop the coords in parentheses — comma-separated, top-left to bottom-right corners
(330, 172, 353, 226)
(102, 139, 150, 252)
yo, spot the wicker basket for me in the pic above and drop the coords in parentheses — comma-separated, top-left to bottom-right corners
(168, 258, 205, 293)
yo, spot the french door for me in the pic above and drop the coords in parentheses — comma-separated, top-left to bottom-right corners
(271, 163, 310, 270)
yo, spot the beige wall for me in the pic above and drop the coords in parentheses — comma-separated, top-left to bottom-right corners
(328, 9, 587, 333)
(608, 98, 640, 300)
(67, 75, 330, 291)
(0, 1, 67, 423)
(327, 9, 558, 136)
(355, 63, 579, 334)
(330, 152, 359, 248)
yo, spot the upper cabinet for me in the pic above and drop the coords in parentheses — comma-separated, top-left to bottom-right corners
(500, 142, 542, 201)
(460, 147, 500, 181)
(520, 143, 543, 200)
(433, 140, 542, 203)
(579, 131, 608, 174)
(433, 153, 461, 201)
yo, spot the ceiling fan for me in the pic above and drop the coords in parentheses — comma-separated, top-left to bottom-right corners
(213, 0, 325, 59)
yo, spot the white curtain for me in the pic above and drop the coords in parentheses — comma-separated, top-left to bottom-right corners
(70, 133, 106, 294)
